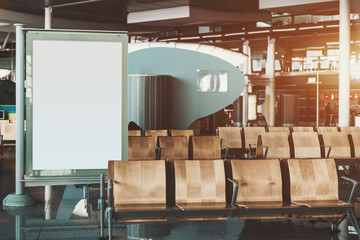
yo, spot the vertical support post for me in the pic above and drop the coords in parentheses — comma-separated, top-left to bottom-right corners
(15, 23, 25, 195)
(44, 7, 53, 214)
(99, 173, 105, 239)
(44, 7, 52, 30)
(316, 71, 320, 128)
(241, 40, 250, 126)
(45, 185, 52, 219)
(266, 37, 276, 126)
(2, 24, 36, 208)
(15, 216, 24, 240)
(339, 0, 350, 127)
(107, 179, 114, 240)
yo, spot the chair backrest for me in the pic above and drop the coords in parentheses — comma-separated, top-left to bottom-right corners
(0, 122, 16, 141)
(257, 132, 290, 159)
(322, 132, 351, 158)
(170, 129, 194, 142)
(171, 129, 194, 137)
(316, 126, 338, 135)
(218, 127, 242, 148)
(128, 136, 156, 160)
(283, 158, 338, 202)
(174, 159, 226, 205)
(158, 136, 189, 160)
(340, 127, 360, 134)
(292, 132, 321, 158)
(350, 132, 360, 158)
(191, 136, 221, 160)
(243, 127, 266, 148)
(128, 130, 142, 136)
(108, 160, 167, 207)
(231, 159, 283, 203)
(268, 127, 290, 136)
(292, 126, 314, 132)
(144, 129, 168, 146)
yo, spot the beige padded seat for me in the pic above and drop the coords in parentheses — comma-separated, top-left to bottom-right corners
(191, 136, 221, 160)
(218, 127, 242, 148)
(350, 132, 360, 158)
(256, 132, 290, 159)
(108, 160, 168, 221)
(128, 130, 141, 136)
(292, 132, 321, 158)
(243, 127, 266, 148)
(144, 129, 168, 146)
(317, 126, 338, 135)
(340, 127, 360, 134)
(158, 136, 189, 160)
(292, 126, 314, 132)
(174, 159, 227, 210)
(322, 132, 351, 158)
(268, 127, 290, 136)
(284, 158, 348, 209)
(128, 136, 157, 160)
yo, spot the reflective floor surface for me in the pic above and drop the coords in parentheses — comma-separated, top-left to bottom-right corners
(1, 147, 360, 240)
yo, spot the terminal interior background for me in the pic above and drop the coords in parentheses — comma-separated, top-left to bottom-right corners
(1, 0, 360, 239)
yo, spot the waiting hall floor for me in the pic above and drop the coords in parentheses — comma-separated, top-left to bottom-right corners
(1, 148, 360, 240)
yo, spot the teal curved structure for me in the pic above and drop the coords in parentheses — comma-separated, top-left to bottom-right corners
(129, 47, 245, 129)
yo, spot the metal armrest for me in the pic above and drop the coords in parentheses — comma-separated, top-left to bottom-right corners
(98, 174, 106, 239)
(222, 146, 229, 159)
(322, 144, 331, 158)
(107, 179, 114, 239)
(220, 138, 223, 147)
(0, 135, 3, 146)
(257, 145, 269, 159)
(341, 176, 359, 203)
(108, 179, 114, 208)
(248, 143, 256, 158)
(156, 146, 161, 160)
(227, 178, 239, 207)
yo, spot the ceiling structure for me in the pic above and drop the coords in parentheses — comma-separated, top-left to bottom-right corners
(0, 0, 358, 53)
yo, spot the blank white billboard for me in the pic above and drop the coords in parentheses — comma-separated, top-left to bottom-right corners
(32, 40, 122, 170)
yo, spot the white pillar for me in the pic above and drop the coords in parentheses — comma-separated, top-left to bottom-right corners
(242, 40, 250, 126)
(339, 0, 350, 127)
(44, 6, 53, 219)
(266, 37, 276, 126)
(44, 7, 52, 30)
(45, 185, 52, 219)
(15, 24, 25, 195)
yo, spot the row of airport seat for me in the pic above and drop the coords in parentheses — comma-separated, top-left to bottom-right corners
(128, 130, 360, 161)
(218, 126, 360, 159)
(99, 158, 360, 239)
(128, 135, 225, 160)
(218, 126, 360, 151)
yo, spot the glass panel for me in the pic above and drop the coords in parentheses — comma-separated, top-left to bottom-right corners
(196, 70, 228, 92)
(307, 50, 323, 57)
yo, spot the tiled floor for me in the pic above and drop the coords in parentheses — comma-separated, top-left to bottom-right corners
(1, 147, 360, 240)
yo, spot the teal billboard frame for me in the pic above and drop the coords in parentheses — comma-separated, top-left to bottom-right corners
(24, 29, 128, 186)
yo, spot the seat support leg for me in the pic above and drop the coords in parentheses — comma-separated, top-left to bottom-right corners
(347, 208, 360, 239)
(98, 174, 105, 239)
(107, 207, 113, 240)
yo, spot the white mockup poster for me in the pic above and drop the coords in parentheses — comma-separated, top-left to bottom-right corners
(32, 40, 122, 170)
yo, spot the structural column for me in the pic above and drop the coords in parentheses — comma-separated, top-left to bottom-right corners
(241, 40, 251, 126)
(44, 6, 53, 219)
(266, 37, 276, 126)
(3, 24, 36, 207)
(44, 7, 52, 29)
(339, 0, 350, 127)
